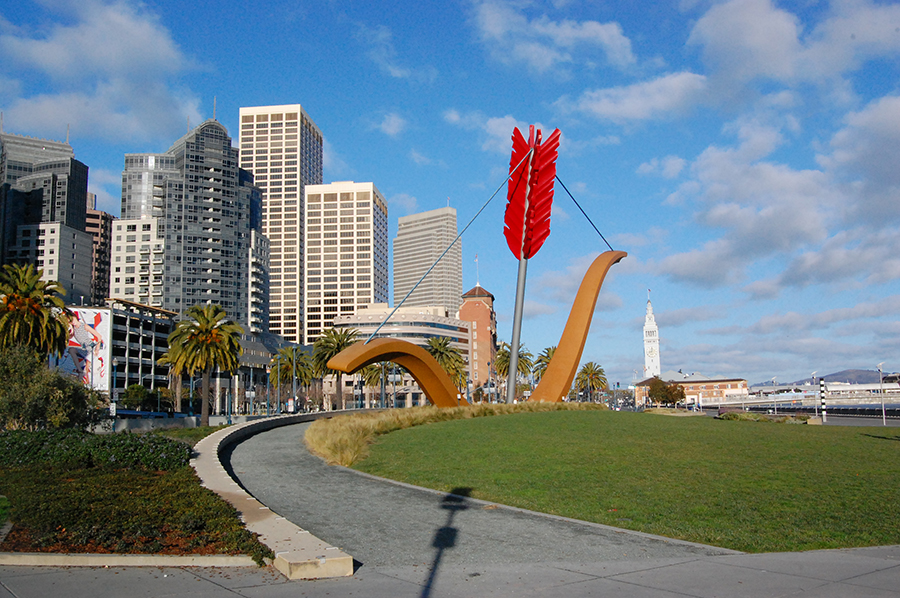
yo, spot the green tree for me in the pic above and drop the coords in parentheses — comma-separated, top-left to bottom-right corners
(425, 336, 467, 390)
(269, 346, 314, 410)
(157, 347, 185, 412)
(120, 384, 151, 410)
(575, 361, 608, 402)
(0, 264, 72, 358)
(0, 346, 99, 430)
(533, 346, 556, 382)
(647, 377, 685, 406)
(495, 342, 533, 399)
(167, 304, 244, 427)
(312, 327, 359, 410)
(360, 363, 388, 408)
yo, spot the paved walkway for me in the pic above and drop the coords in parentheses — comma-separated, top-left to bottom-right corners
(3, 421, 900, 597)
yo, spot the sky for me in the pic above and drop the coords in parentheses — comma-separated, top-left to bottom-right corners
(2, 0, 899, 387)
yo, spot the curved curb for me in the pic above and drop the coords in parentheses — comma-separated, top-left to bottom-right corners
(191, 413, 355, 580)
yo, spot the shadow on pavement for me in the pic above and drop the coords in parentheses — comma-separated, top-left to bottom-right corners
(420, 487, 472, 598)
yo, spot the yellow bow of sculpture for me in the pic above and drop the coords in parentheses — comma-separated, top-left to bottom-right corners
(327, 250, 627, 407)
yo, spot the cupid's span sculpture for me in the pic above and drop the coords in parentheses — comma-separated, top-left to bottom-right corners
(326, 249, 626, 406)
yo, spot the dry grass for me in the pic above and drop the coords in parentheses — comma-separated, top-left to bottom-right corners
(304, 402, 607, 466)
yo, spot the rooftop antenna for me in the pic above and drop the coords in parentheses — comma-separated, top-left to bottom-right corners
(447, 196, 450, 207)
(213, 96, 217, 121)
(66, 124, 70, 144)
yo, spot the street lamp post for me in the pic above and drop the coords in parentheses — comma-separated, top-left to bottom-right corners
(878, 362, 885, 426)
(771, 376, 777, 414)
(111, 357, 119, 416)
(811, 372, 818, 416)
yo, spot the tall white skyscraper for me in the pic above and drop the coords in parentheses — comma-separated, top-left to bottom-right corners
(393, 207, 462, 313)
(303, 181, 389, 344)
(238, 105, 323, 344)
(643, 296, 661, 378)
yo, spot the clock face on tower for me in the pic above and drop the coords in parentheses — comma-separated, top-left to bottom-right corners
(647, 346, 658, 357)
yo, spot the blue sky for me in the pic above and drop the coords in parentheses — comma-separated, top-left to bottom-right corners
(2, 0, 899, 386)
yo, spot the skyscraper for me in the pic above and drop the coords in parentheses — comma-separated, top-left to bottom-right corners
(393, 207, 462, 313)
(85, 192, 113, 306)
(238, 104, 323, 344)
(303, 181, 389, 344)
(643, 296, 661, 378)
(0, 129, 92, 299)
(111, 120, 264, 326)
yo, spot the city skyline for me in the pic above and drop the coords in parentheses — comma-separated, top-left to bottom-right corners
(2, 0, 898, 385)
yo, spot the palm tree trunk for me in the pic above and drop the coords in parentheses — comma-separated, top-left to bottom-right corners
(201, 366, 211, 427)
(337, 373, 344, 410)
(175, 372, 183, 413)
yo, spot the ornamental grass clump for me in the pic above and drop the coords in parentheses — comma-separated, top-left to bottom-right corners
(305, 401, 606, 466)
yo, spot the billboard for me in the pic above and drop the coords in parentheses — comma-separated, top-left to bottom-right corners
(56, 308, 111, 392)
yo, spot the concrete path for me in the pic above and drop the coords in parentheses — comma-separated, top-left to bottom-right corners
(3, 421, 900, 597)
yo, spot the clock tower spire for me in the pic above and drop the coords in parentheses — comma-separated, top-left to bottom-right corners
(643, 292, 661, 378)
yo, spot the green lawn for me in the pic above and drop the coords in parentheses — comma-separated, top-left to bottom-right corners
(354, 410, 900, 553)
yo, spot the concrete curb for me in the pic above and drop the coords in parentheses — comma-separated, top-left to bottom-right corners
(0, 553, 256, 567)
(191, 413, 355, 580)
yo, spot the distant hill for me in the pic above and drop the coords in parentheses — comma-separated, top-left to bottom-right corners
(754, 369, 886, 387)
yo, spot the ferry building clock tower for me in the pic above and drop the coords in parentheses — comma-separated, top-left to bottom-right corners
(643, 294, 661, 378)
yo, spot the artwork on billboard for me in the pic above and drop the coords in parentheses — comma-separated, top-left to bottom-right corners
(56, 308, 111, 392)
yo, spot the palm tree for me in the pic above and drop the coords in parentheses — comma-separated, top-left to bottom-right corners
(270, 346, 314, 404)
(576, 361, 608, 402)
(360, 363, 386, 408)
(168, 304, 244, 426)
(312, 327, 359, 410)
(157, 347, 185, 412)
(425, 336, 467, 391)
(0, 263, 72, 358)
(495, 342, 533, 399)
(533, 346, 556, 383)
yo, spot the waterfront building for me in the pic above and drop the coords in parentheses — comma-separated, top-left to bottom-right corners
(643, 296, 661, 378)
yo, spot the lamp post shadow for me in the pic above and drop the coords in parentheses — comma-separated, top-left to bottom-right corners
(420, 487, 472, 598)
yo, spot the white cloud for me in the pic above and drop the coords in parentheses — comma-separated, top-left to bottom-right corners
(687, 0, 801, 93)
(685, 0, 900, 100)
(389, 193, 418, 214)
(637, 155, 686, 179)
(323, 139, 352, 179)
(443, 109, 537, 153)
(0, 0, 200, 143)
(523, 300, 557, 319)
(410, 149, 432, 165)
(357, 23, 438, 83)
(87, 167, 122, 215)
(377, 112, 407, 137)
(471, 0, 635, 74)
(531, 252, 622, 311)
(818, 94, 900, 225)
(556, 72, 707, 122)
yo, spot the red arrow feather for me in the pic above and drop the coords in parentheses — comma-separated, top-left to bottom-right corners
(503, 125, 561, 260)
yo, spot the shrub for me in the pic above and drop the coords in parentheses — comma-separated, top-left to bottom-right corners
(0, 429, 190, 471)
(0, 346, 100, 430)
